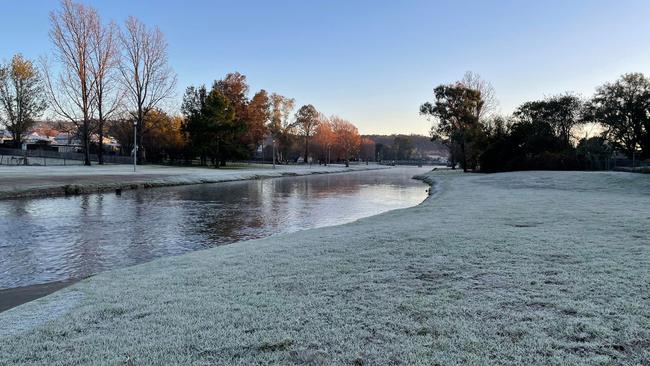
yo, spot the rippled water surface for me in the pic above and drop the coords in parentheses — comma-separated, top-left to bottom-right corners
(0, 167, 430, 289)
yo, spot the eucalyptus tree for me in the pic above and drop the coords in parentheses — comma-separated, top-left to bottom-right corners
(420, 83, 484, 171)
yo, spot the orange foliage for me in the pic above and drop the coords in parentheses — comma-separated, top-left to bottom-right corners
(331, 116, 361, 162)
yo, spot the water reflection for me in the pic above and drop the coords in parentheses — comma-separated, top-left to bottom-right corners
(0, 167, 429, 289)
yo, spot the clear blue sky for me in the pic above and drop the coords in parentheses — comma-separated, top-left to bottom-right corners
(2, 0, 650, 135)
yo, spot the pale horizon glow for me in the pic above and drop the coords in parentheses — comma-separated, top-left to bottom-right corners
(2, 0, 650, 135)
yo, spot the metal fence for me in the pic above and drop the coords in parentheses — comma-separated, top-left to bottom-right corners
(0, 147, 132, 166)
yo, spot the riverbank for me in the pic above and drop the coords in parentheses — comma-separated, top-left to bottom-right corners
(0, 167, 428, 308)
(1, 170, 649, 365)
(0, 163, 386, 200)
(0, 279, 82, 313)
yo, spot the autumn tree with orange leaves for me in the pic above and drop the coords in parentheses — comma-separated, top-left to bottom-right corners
(246, 89, 271, 153)
(331, 116, 361, 167)
(214, 72, 271, 156)
(313, 114, 335, 165)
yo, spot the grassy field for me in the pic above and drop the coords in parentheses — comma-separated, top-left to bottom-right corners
(0, 170, 648, 365)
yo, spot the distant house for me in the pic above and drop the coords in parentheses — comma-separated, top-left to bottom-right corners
(91, 134, 121, 153)
(25, 132, 53, 144)
(0, 129, 12, 144)
(53, 132, 82, 153)
(54, 132, 79, 145)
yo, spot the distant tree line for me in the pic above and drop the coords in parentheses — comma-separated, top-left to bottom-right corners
(367, 134, 447, 162)
(421, 71, 650, 172)
(180, 74, 365, 167)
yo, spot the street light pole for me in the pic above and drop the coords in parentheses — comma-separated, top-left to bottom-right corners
(272, 138, 276, 169)
(133, 120, 138, 172)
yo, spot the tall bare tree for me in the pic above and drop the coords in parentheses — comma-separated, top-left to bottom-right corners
(89, 14, 121, 164)
(460, 71, 498, 121)
(119, 16, 176, 163)
(0, 54, 47, 146)
(45, 0, 97, 165)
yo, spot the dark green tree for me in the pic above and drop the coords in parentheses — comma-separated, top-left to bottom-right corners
(181, 85, 244, 167)
(293, 104, 319, 162)
(585, 73, 650, 159)
(213, 72, 258, 156)
(514, 93, 583, 148)
(479, 97, 582, 173)
(479, 116, 572, 172)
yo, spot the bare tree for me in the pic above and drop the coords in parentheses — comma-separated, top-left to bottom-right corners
(119, 16, 176, 163)
(0, 54, 47, 147)
(45, 0, 97, 166)
(89, 15, 122, 164)
(460, 71, 498, 121)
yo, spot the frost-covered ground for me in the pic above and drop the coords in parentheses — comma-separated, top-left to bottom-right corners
(0, 170, 649, 365)
(0, 163, 385, 199)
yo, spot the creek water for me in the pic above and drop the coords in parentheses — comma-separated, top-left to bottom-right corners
(0, 167, 430, 291)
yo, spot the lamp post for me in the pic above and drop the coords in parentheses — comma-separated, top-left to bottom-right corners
(272, 138, 276, 169)
(133, 120, 138, 172)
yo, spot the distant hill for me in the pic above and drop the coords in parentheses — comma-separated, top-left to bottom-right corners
(363, 134, 448, 160)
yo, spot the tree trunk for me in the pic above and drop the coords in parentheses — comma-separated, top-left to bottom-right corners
(304, 136, 309, 164)
(83, 119, 91, 166)
(98, 124, 104, 164)
(642, 133, 650, 160)
(98, 107, 104, 165)
(136, 111, 144, 165)
(461, 142, 467, 173)
(12, 134, 21, 149)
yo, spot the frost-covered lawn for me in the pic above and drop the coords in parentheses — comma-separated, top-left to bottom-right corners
(0, 163, 384, 199)
(1, 170, 649, 365)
